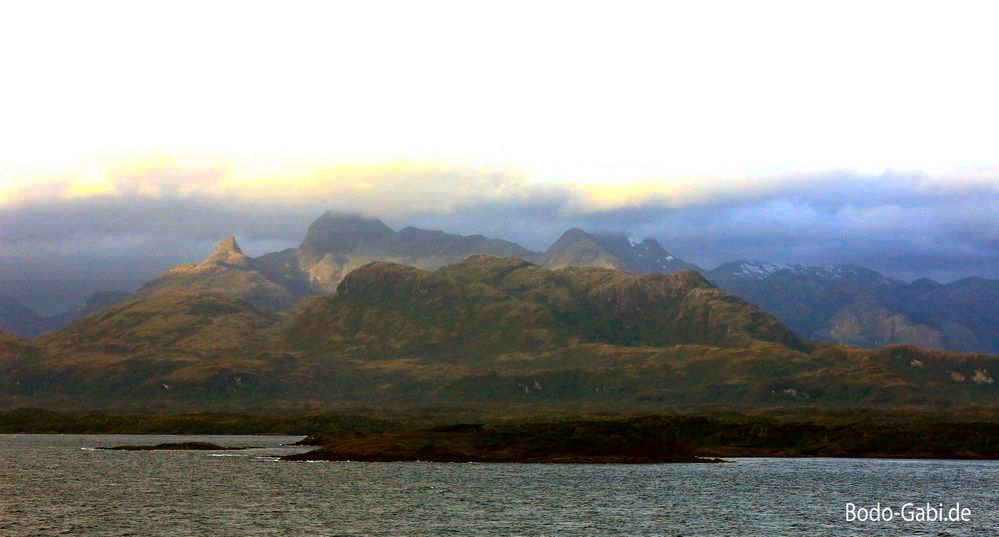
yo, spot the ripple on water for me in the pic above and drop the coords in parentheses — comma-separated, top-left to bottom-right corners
(1, 435, 998, 536)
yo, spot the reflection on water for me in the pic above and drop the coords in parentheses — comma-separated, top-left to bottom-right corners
(1, 434, 997, 536)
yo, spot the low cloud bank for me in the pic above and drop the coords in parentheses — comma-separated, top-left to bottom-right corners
(2, 160, 997, 314)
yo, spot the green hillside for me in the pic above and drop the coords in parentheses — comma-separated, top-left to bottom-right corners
(1, 257, 997, 411)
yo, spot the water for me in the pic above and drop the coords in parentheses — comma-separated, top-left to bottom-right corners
(2, 434, 998, 536)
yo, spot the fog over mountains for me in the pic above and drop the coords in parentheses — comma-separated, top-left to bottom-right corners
(2, 212, 996, 355)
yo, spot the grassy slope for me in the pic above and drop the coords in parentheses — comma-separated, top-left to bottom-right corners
(0, 257, 997, 411)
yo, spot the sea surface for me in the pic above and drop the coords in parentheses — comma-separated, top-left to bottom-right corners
(1, 434, 997, 536)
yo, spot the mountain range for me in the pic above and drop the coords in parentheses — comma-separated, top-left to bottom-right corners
(1, 212, 997, 355)
(707, 262, 999, 354)
(2, 254, 997, 410)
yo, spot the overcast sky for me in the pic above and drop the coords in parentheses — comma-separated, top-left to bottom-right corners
(2, 1, 999, 313)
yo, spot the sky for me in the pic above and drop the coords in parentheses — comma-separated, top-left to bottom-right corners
(2, 1, 999, 314)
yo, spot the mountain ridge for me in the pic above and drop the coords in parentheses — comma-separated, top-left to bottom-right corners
(1, 256, 996, 410)
(13, 212, 998, 355)
(542, 228, 698, 274)
(288, 255, 805, 358)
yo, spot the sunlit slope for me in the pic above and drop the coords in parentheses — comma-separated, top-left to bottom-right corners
(2, 292, 285, 407)
(0, 257, 997, 410)
(129, 236, 303, 310)
(288, 255, 804, 357)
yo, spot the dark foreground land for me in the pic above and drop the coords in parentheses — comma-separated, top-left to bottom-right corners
(284, 421, 723, 463)
(98, 442, 254, 451)
(5, 408, 999, 461)
(285, 416, 999, 462)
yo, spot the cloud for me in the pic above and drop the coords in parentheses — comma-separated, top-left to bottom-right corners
(1, 157, 998, 314)
(6, 154, 998, 216)
(1, 156, 548, 217)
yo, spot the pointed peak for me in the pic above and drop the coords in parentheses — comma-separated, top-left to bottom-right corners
(203, 235, 245, 264)
(217, 235, 242, 254)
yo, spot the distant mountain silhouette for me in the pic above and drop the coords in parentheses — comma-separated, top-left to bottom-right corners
(0, 294, 44, 338)
(25, 211, 999, 355)
(705, 262, 999, 354)
(542, 228, 698, 274)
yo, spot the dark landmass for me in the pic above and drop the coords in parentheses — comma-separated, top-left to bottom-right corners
(99, 441, 254, 451)
(4, 408, 998, 460)
(283, 420, 722, 463)
(287, 416, 999, 462)
(0, 408, 399, 435)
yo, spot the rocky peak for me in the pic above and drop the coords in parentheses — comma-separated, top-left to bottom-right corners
(543, 229, 610, 265)
(544, 229, 696, 274)
(203, 236, 246, 265)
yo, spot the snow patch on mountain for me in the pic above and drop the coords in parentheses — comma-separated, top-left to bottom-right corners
(727, 262, 867, 280)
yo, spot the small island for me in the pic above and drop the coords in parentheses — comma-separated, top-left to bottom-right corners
(99, 442, 255, 451)
(283, 421, 725, 463)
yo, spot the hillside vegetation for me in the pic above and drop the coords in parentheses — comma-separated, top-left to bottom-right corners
(1, 256, 996, 411)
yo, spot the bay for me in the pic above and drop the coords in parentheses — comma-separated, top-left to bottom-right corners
(2, 434, 997, 536)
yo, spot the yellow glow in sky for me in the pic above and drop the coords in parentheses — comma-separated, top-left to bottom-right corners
(2, 0, 999, 207)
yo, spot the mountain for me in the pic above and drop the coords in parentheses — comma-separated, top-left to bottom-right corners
(288, 255, 804, 357)
(24, 290, 134, 338)
(72, 214, 704, 320)
(37, 214, 541, 326)
(705, 262, 999, 354)
(252, 213, 699, 301)
(255, 212, 540, 294)
(17, 211, 995, 356)
(40, 291, 280, 358)
(542, 228, 698, 274)
(3, 292, 285, 407)
(706, 262, 902, 342)
(0, 294, 45, 338)
(129, 236, 303, 310)
(2, 256, 998, 411)
(874, 277, 999, 353)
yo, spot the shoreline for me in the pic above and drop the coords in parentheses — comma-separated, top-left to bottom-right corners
(4, 409, 999, 461)
(6, 433, 999, 461)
